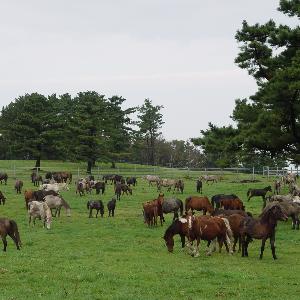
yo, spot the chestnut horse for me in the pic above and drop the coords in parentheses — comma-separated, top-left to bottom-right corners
(163, 215, 233, 257)
(240, 203, 288, 260)
(185, 196, 213, 215)
(0, 218, 22, 252)
(220, 198, 245, 210)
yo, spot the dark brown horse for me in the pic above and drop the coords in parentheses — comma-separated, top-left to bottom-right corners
(0, 218, 22, 252)
(0, 191, 6, 205)
(87, 200, 104, 218)
(185, 196, 213, 215)
(247, 186, 272, 208)
(220, 198, 245, 210)
(15, 180, 23, 194)
(143, 201, 158, 227)
(240, 203, 288, 260)
(0, 172, 8, 185)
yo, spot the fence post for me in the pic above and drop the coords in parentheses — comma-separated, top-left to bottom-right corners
(267, 166, 270, 179)
(77, 167, 80, 180)
(13, 164, 16, 178)
(252, 166, 255, 180)
(97, 166, 100, 179)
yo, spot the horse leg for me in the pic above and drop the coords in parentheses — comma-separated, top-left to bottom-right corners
(96, 209, 99, 218)
(270, 234, 277, 260)
(207, 239, 217, 256)
(259, 237, 267, 259)
(2, 236, 7, 252)
(89, 208, 92, 218)
(8, 232, 20, 250)
(193, 238, 201, 257)
(292, 215, 296, 229)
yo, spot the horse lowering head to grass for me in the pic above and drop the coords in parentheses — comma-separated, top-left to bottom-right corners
(247, 186, 272, 208)
(185, 196, 213, 215)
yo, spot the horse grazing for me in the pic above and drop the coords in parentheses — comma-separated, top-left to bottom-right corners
(28, 201, 52, 229)
(31, 172, 42, 186)
(107, 198, 116, 217)
(87, 200, 104, 218)
(211, 194, 239, 209)
(0, 218, 22, 252)
(15, 180, 23, 194)
(174, 179, 184, 194)
(247, 186, 272, 207)
(41, 182, 69, 192)
(0, 172, 8, 185)
(44, 195, 71, 217)
(161, 196, 183, 221)
(185, 196, 213, 215)
(94, 181, 106, 195)
(164, 215, 233, 256)
(126, 177, 137, 187)
(144, 175, 160, 187)
(240, 203, 288, 260)
(200, 175, 218, 185)
(196, 180, 202, 193)
(0, 191, 6, 205)
(220, 198, 245, 210)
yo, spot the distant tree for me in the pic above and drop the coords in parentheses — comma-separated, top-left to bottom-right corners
(137, 99, 164, 165)
(0, 93, 58, 168)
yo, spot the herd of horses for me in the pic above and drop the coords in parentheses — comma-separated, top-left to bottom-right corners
(0, 170, 299, 262)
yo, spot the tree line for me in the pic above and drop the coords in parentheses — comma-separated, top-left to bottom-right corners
(193, 0, 300, 168)
(0, 93, 204, 172)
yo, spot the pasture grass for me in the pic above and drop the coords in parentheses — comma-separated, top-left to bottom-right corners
(0, 161, 300, 299)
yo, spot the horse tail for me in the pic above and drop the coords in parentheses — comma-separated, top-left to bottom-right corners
(211, 196, 215, 208)
(221, 218, 233, 254)
(185, 196, 192, 212)
(9, 220, 22, 248)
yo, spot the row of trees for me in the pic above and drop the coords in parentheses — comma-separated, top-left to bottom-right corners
(193, 0, 300, 168)
(0, 93, 205, 171)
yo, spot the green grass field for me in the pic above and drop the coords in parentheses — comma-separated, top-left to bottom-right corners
(0, 161, 300, 300)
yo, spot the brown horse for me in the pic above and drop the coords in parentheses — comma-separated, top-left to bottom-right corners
(220, 198, 245, 210)
(0, 191, 6, 205)
(0, 218, 22, 251)
(240, 203, 288, 260)
(142, 201, 158, 227)
(176, 214, 233, 257)
(185, 196, 213, 215)
(15, 180, 23, 194)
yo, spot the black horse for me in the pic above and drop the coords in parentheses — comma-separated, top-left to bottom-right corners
(87, 200, 104, 218)
(94, 182, 106, 195)
(247, 186, 272, 208)
(107, 198, 116, 217)
(0, 191, 6, 205)
(196, 180, 202, 193)
(0, 172, 8, 185)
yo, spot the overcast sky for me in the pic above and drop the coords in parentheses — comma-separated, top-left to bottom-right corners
(0, 1, 295, 140)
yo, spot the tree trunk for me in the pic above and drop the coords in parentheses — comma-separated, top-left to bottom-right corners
(87, 160, 92, 174)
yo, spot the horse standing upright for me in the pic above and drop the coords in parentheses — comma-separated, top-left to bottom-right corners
(0, 218, 22, 252)
(87, 200, 104, 218)
(240, 203, 288, 260)
(0, 172, 8, 185)
(247, 186, 272, 208)
(185, 196, 213, 215)
(0, 191, 6, 205)
(15, 180, 23, 194)
(44, 195, 71, 217)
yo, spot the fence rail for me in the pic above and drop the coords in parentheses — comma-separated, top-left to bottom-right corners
(0, 164, 298, 181)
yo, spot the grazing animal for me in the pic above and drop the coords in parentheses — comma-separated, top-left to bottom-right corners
(240, 203, 288, 260)
(31, 172, 43, 186)
(220, 198, 245, 210)
(126, 177, 137, 187)
(28, 201, 52, 229)
(274, 180, 281, 195)
(41, 182, 69, 192)
(107, 198, 116, 217)
(211, 194, 239, 209)
(212, 208, 252, 218)
(143, 201, 158, 226)
(247, 186, 272, 208)
(0, 218, 21, 252)
(0, 191, 6, 205)
(121, 184, 132, 195)
(15, 180, 23, 194)
(114, 175, 124, 184)
(196, 180, 202, 193)
(94, 181, 106, 195)
(174, 179, 184, 193)
(76, 181, 85, 196)
(166, 215, 233, 257)
(0, 172, 8, 185)
(144, 175, 160, 187)
(185, 196, 213, 215)
(44, 195, 71, 217)
(102, 174, 115, 184)
(33, 190, 59, 202)
(200, 175, 218, 185)
(115, 183, 122, 201)
(161, 197, 183, 220)
(87, 200, 104, 218)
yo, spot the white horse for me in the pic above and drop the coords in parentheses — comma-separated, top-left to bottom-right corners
(44, 195, 71, 217)
(143, 175, 160, 187)
(40, 182, 70, 192)
(28, 201, 52, 229)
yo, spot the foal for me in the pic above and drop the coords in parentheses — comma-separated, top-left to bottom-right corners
(0, 218, 22, 252)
